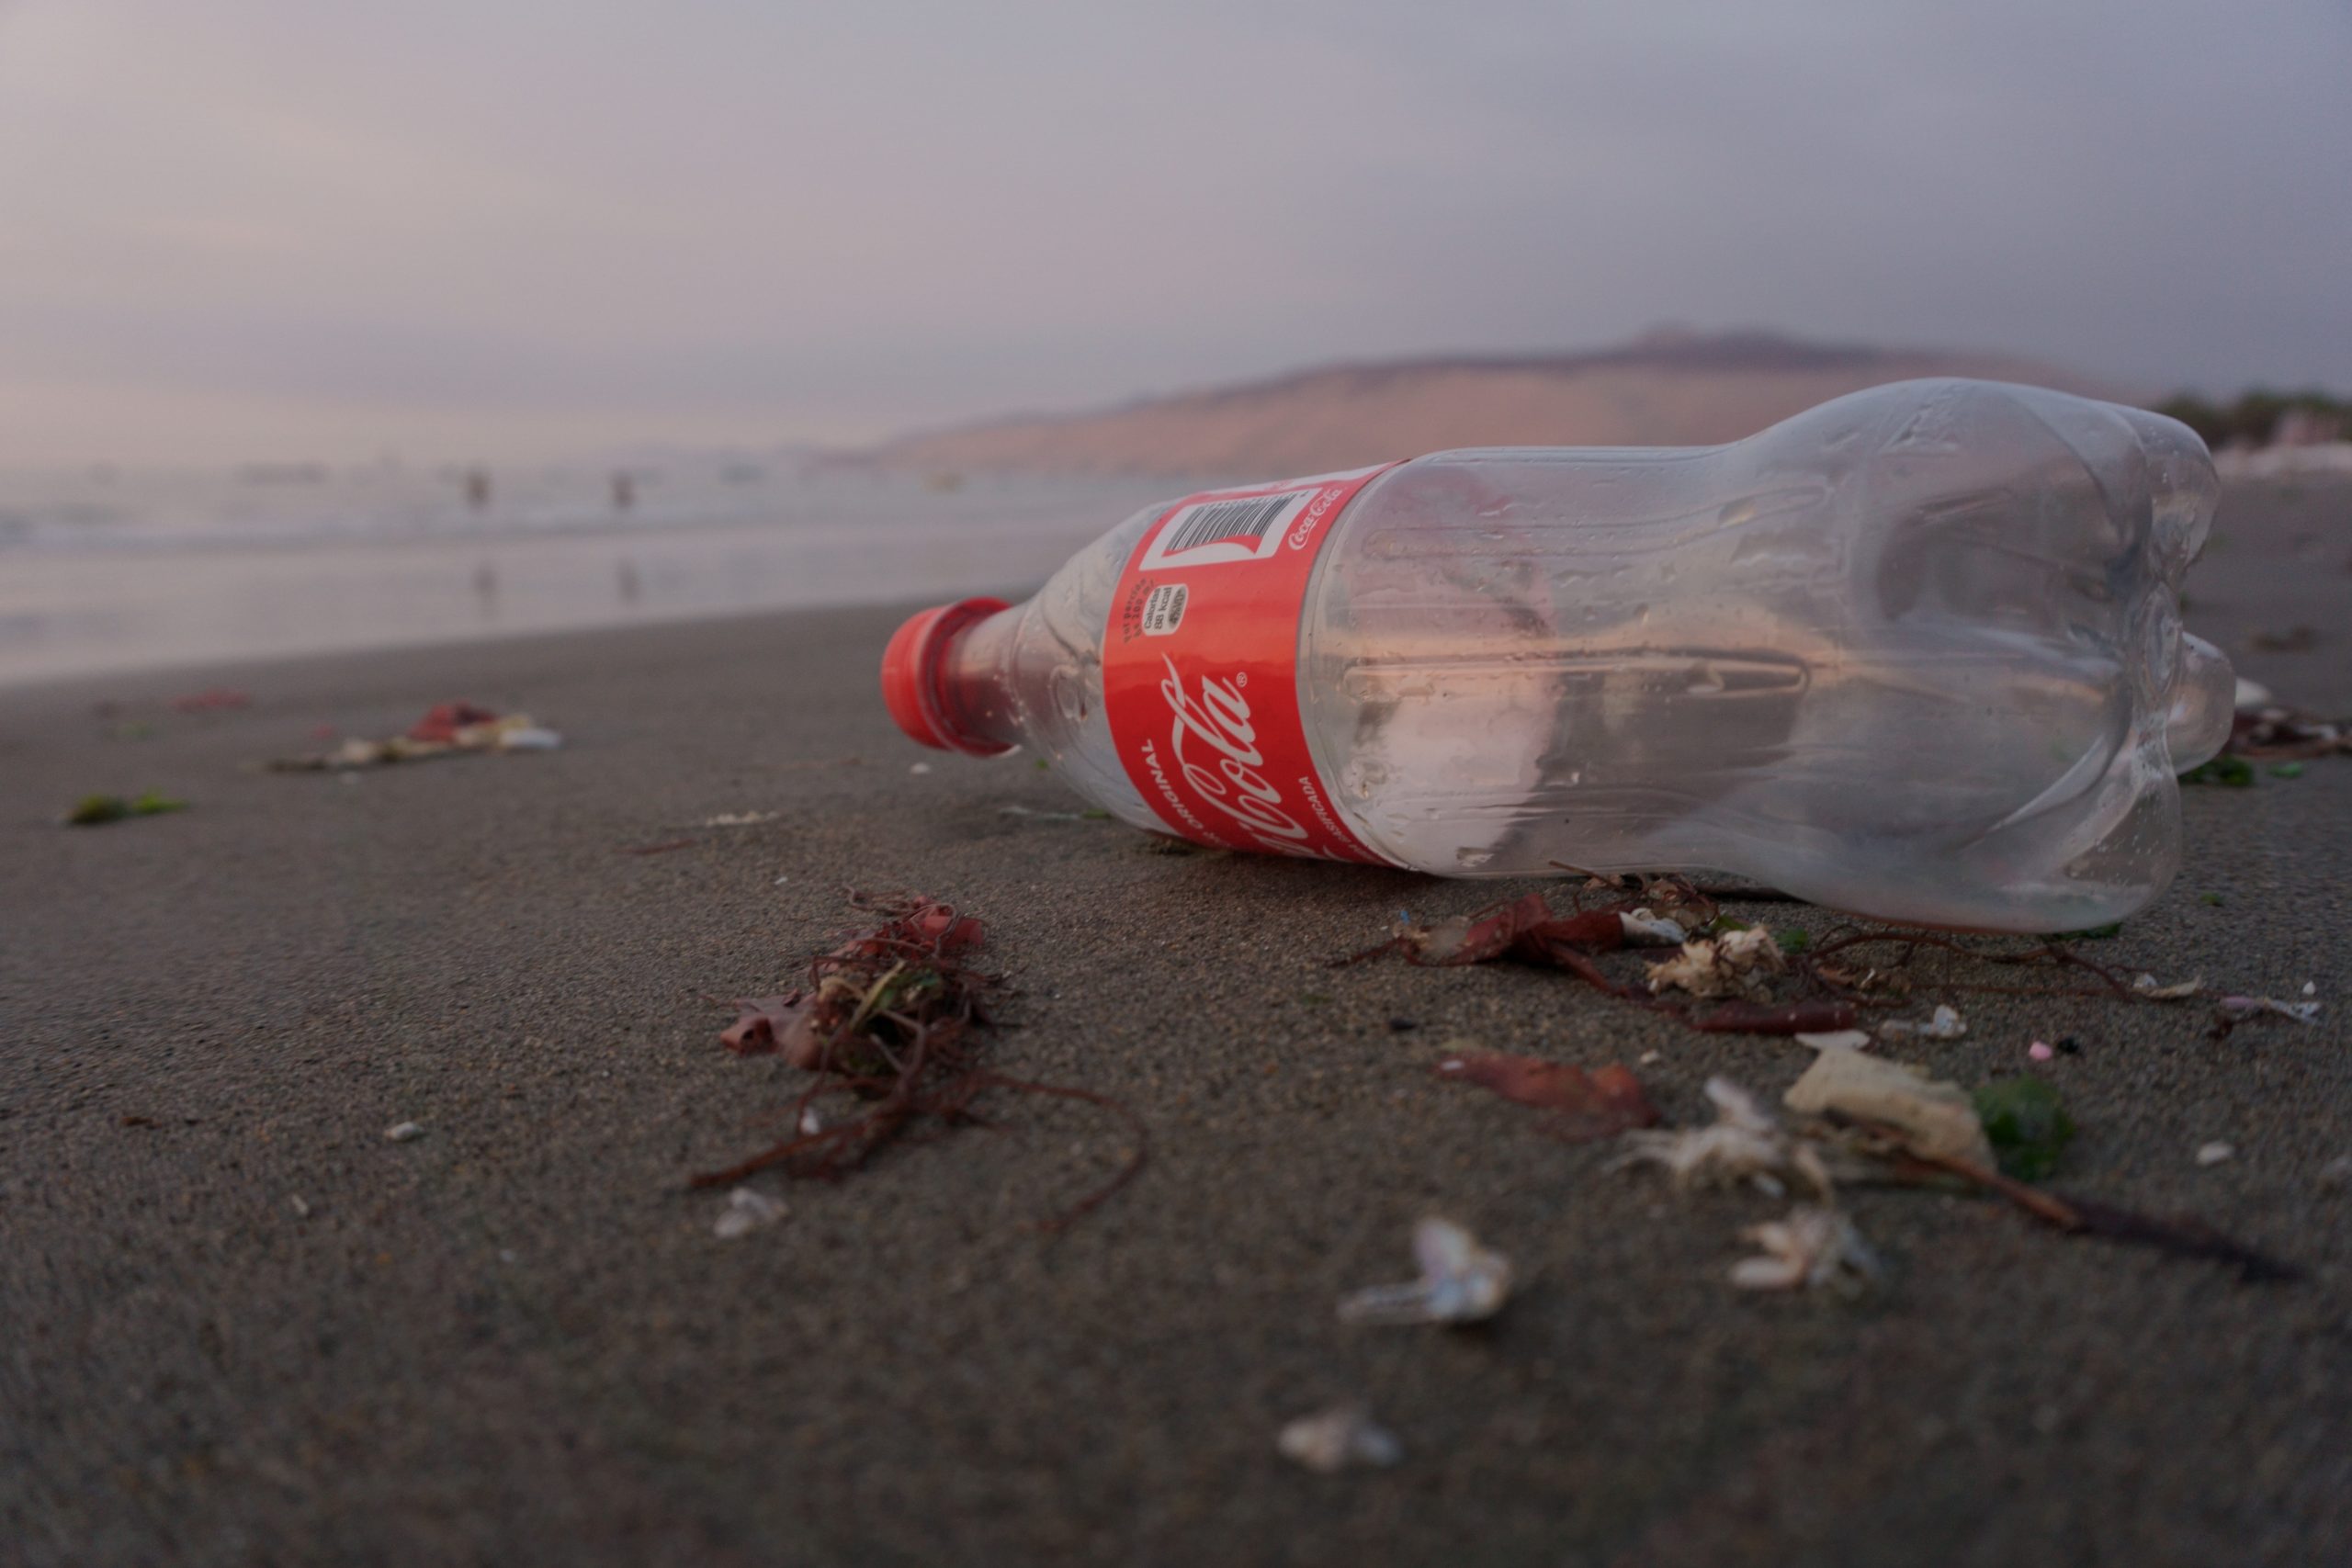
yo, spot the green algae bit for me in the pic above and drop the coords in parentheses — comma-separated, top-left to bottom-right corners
(1973, 1077, 2075, 1182)
(65, 792, 188, 826)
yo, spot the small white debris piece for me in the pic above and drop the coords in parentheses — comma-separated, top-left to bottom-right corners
(1613, 1077, 1829, 1197)
(2304, 982, 2318, 998)
(712, 1187, 788, 1239)
(495, 726, 563, 751)
(1647, 928, 1784, 998)
(1794, 1030, 1872, 1053)
(774, 874, 791, 886)
(384, 1122, 425, 1143)
(288, 1195, 311, 1218)
(2132, 973, 2204, 1001)
(798, 1105, 825, 1136)
(909, 762, 933, 775)
(2233, 677, 2273, 711)
(2196, 1142, 2235, 1168)
(1638, 1050, 1661, 1066)
(1617, 908, 1688, 946)
(1338, 1217, 1512, 1325)
(1730, 1205, 1884, 1293)
(1782, 1050, 1996, 1168)
(1879, 1004, 1965, 1042)
(2218, 996, 2323, 1025)
(2317, 1155, 2352, 1191)
(1277, 1404, 1403, 1473)
(701, 810, 778, 828)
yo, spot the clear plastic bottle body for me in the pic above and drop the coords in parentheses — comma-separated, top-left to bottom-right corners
(929, 379, 2230, 931)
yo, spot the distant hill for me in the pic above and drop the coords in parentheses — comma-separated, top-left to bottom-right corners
(867, 329, 2133, 477)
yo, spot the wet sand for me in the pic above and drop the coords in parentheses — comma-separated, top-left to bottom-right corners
(5, 479, 2349, 1565)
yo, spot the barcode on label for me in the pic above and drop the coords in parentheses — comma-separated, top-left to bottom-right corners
(1141, 489, 1313, 568)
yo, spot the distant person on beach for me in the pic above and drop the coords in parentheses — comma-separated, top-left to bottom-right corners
(464, 468, 492, 511)
(611, 471, 636, 512)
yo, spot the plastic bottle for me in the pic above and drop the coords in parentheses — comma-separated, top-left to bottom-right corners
(881, 379, 2232, 932)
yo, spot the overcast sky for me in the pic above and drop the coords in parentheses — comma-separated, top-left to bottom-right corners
(1, 0, 2345, 463)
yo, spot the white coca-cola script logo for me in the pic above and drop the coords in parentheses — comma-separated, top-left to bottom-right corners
(1284, 484, 1337, 550)
(1159, 658, 1310, 852)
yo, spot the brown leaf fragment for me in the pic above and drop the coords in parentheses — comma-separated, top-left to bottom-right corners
(1433, 1052, 1660, 1141)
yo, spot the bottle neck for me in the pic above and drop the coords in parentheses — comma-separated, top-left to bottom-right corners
(933, 604, 1027, 752)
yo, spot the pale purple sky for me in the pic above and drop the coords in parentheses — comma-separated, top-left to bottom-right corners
(1, 0, 2345, 463)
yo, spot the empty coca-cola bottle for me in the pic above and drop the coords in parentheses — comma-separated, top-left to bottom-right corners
(881, 378, 2231, 931)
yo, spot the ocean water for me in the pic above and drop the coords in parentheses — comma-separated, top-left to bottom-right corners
(0, 458, 1189, 685)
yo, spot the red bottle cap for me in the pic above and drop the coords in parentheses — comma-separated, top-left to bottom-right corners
(880, 597, 1014, 755)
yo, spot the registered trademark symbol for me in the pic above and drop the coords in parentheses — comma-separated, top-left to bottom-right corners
(1234, 671, 1249, 687)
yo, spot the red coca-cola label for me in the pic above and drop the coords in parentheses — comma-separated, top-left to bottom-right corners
(1102, 463, 1401, 863)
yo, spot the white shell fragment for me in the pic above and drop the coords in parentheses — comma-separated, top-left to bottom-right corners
(2195, 1142, 2235, 1168)
(1338, 1217, 1512, 1325)
(1731, 1205, 1883, 1293)
(1617, 908, 1688, 946)
(384, 1122, 425, 1143)
(1793, 1030, 1872, 1053)
(712, 1187, 789, 1239)
(1782, 1050, 1996, 1168)
(1646, 928, 1784, 999)
(1613, 1077, 1829, 1197)
(2218, 996, 2322, 1025)
(1879, 1004, 1965, 1042)
(1277, 1404, 1403, 1473)
(2131, 973, 2203, 1001)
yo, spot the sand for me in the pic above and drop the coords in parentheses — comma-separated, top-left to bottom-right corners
(5, 480, 2348, 1566)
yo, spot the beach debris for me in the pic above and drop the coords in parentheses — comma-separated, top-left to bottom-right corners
(171, 687, 250, 712)
(2216, 995, 2323, 1026)
(1617, 908, 1688, 945)
(1879, 1003, 1966, 1042)
(712, 1187, 789, 1239)
(1614, 1077, 1829, 1198)
(2180, 754, 2256, 786)
(2249, 625, 2318, 653)
(2028, 1040, 2055, 1063)
(64, 790, 188, 826)
(2196, 1142, 2235, 1168)
(385, 1121, 426, 1143)
(1277, 1404, 1403, 1473)
(2132, 973, 2204, 1001)
(2225, 695, 2351, 762)
(1646, 927, 1785, 999)
(1431, 1052, 1659, 1141)
(1794, 1029, 1872, 1053)
(1973, 1077, 2075, 1181)
(288, 1195, 311, 1218)
(1351, 887, 1871, 1039)
(1784, 1051, 1995, 1168)
(267, 702, 561, 771)
(909, 762, 933, 774)
(1731, 1205, 1883, 1294)
(695, 894, 1145, 1230)
(702, 810, 779, 828)
(618, 838, 696, 856)
(1380, 891, 1626, 967)
(1338, 1217, 1512, 1326)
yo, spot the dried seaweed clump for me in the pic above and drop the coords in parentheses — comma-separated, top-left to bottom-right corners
(696, 893, 1143, 1229)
